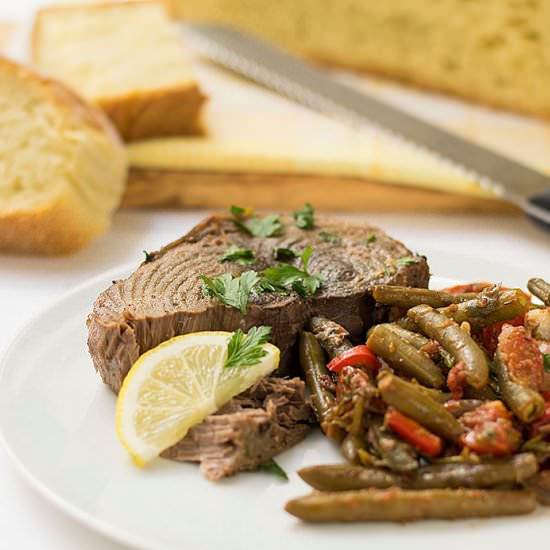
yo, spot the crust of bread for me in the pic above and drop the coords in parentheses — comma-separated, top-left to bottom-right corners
(0, 191, 110, 256)
(31, 1, 206, 140)
(123, 168, 517, 214)
(98, 83, 206, 141)
(0, 56, 127, 255)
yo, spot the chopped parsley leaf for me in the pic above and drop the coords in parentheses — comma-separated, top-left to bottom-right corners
(220, 245, 256, 265)
(293, 203, 314, 230)
(224, 326, 272, 368)
(319, 231, 341, 245)
(200, 270, 260, 315)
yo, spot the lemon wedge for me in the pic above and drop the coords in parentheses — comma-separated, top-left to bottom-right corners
(116, 331, 279, 466)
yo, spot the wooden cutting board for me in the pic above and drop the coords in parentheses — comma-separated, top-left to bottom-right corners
(6, 16, 550, 213)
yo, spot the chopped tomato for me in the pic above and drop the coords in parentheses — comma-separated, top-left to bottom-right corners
(386, 408, 443, 457)
(440, 282, 493, 294)
(482, 315, 525, 357)
(335, 366, 371, 400)
(541, 391, 550, 402)
(460, 419, 521, 456)
(460, 400, 512, 428)
(327, 345, 379, 374)
(459, 401, 520, 456)
(497, 324, 544, 390)
(447, 361, 467, 400)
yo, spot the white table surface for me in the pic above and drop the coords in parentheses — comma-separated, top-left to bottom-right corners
(2, 3, 550, 549)
(1, 209, 549, 550)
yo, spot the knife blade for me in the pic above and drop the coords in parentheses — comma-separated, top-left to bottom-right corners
(180, 23, 550, 226)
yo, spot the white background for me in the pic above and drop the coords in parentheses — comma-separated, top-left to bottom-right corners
(1, 2, 550, 549)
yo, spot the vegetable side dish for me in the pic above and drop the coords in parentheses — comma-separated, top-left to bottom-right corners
(286, 278, 550, 522)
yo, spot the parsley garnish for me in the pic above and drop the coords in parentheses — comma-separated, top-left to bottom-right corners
(365, 234, 377, 244)
(319, 231, 341, 245)
(293, 203, 314, 230)
(143, 250, 153, 263)
(224, 326, 272, 368)
(256, 458, 288, 481)
(200, 270, 260, 315)
(231, 206, 282, 238)
(544, 354, 550, 374)
(395, 255, 421, 267)
(262, 246, 324, 298)
(220, 245, 256, 265)
(274, 247, 298, 262)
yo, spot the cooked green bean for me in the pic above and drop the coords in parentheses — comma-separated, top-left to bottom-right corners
(441, 289, 530, 329)
(299, 453, 538, 491)
(495, 350, 545, 423)
(372, 285, 478, 309)
(308, 316, 353, 358)
(416, 384, 451, 403)
(528, 278, 550, 306)
(385, 323, 431, 350)
(285, 488, 536, 522)
(378, 372, 463, 442)
(341, 433, 367, 464)
(299, 332, 334, 424)
(367, 421, 418, 472)
(407, 304, 489, 389)
(366, 324, 445, 388)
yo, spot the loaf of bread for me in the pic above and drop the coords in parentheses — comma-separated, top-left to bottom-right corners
(170, 0, 550, 119)
(0, 56, 127, 255)
(32, 1, 206, 141)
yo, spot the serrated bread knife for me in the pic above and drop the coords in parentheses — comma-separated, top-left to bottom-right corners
(180, 24, 550, 227)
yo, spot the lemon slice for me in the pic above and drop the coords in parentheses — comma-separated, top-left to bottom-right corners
(116, 331, 279, 466)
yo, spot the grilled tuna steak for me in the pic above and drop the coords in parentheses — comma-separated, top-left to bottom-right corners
(87, 214, 429, 392)
(161, 377, 313, 479)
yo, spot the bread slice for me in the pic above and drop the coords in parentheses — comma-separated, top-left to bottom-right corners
(0, 56, 127, 255)
(32, 1, 206, 141)
(171, 0, 550, 119)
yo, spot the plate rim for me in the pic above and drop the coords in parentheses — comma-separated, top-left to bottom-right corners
(0, 266, 458, 550)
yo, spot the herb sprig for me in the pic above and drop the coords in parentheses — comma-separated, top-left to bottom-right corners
(224, 326, 272, 368)
(256, 458, 288, 480)
(230, 205, 282, 238)
(220, 246, 256, 265)
(293, 203, 314, 229)
(319, 231, 341, 245)
(395, 255, 421, 267)
(262, 246, 324, 298)
(200, 271, 260, 315)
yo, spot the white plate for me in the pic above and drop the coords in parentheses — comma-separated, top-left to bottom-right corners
(0, 268, 549, 550)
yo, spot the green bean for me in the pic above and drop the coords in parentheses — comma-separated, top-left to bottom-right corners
(378, 372, 463, 442)
(367, 324, 445, 388)
(528, 278, 550, 306)
(416, 384, 451, 403)
(308, 316, 353, 359)
(463, 383, 500, 401)
(495, 350, 545, 422)
(407, 304, 489, 389)
(299, 332, 334, 424)
(299, 454, 538, 491)
(372, 285, 478, 309)
(367, 421, 418, 472)
(533, 471, 550, 506)
(441, 289, 530, 329)
(341, 433, 367, 464)
(285, 488, 536, 522)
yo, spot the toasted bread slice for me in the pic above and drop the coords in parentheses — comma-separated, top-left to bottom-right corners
(32, 1, 206, 141)
(0, 57, 127, 255)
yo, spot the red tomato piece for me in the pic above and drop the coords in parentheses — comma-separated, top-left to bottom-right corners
(482, 315, 525, 357)
(386, 408, 443, 457)
(327, 345, 379, 374)
(497, 324, 545, 390)
(460, 419, 521, 456)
